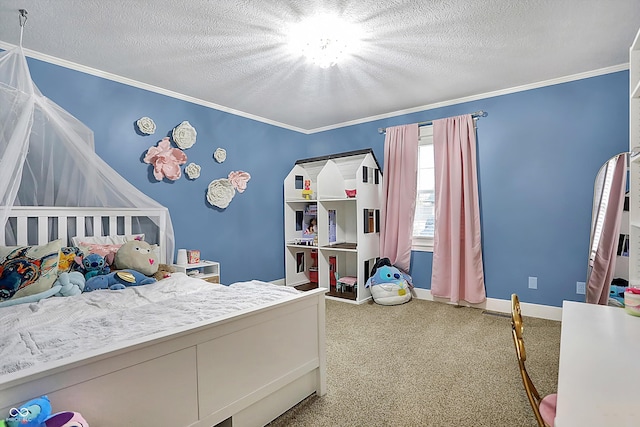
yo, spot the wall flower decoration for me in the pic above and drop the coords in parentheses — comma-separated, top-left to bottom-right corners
(214, 148, 227, 163)
(144, 137, 187, 181)
(172, 121, 197, 149)
(136, 117, 156, 135)
(228, 171, 251, 193)
(207, 178, 235, 209)
(185, 163, 201, 180)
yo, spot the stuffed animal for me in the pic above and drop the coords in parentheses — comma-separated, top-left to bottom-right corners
(365, 262, 413, 306)
(153, 263, 175, 281)
(5, 395, 51, 427)
(43, 411, 89, 427)
(79, 253, 110, 280)
(114, 240, 159, 277)
(84, 269, 156, 292)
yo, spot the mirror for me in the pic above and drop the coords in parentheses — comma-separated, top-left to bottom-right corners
(586, 152, 629, 305)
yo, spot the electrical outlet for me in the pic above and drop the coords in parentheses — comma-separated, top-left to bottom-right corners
(576, 281, 586, 295)
(528, 276, 537, 289)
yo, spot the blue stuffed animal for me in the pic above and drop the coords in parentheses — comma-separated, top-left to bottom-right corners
(365, 264, 413, 306)
(5, 395, 51, 427)
(84, 269, 156, 292)
(80, 253, 110, 280)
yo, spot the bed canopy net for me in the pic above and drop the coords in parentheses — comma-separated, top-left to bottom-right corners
(0, 41, 175, 262)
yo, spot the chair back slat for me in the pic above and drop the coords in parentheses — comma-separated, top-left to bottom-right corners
(511, 294, 552, 427)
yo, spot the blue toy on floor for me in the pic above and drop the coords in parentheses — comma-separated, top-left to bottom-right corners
(365, 258, 413, 306)
(5, 395, 51, 427)
(4, 395, 89, 427)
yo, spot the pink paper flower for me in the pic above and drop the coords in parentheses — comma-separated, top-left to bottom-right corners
(144, 137, 188, 181)
(228, 171, 251, 193)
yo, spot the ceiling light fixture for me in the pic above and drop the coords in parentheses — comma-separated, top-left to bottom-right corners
(288, 14, 361, 68)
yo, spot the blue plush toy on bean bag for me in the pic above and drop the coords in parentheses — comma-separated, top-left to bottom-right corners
(365, 258, 413, 306)
(84, 269, 156, 292)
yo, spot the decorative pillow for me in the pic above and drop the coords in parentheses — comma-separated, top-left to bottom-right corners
(0, 239, 64, 302)
(78, 242, 123, 267)
(70, 234, 144, 247)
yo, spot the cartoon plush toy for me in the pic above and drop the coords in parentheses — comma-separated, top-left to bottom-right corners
(43, 411, 89, 427)
(365, 261, 413, 306)
(84, 269, 156, 292)
(5, 395, 51, 427)
(153, 263, 175, 281)
(114, 240, 159, 277)
(79, 253, 110, 280)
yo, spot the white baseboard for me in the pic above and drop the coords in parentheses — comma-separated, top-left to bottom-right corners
(272, 278, 562, 321)
(412, 288, 562, 321)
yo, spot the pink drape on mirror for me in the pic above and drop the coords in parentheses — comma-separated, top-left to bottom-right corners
(431, 115, 486, 304)
(380, 124, 419, 272)
(586, 153, 627, 305)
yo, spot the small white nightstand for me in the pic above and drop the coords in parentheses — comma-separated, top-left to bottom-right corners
(172, 261, 220, 284)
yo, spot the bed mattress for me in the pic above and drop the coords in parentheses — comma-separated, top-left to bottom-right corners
(0, 273, 300, 377)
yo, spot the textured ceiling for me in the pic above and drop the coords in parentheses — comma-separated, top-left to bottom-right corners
(0, 1, 638, 133)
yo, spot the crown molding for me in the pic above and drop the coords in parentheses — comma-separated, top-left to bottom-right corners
(310, 63, 629, 134)
(0, 41, 309, 134)
(0, 41, 627, 136)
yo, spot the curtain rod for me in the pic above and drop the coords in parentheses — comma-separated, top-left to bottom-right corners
(377, 110, 487, 134)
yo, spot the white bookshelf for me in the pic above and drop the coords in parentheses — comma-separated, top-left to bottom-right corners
(284, 149, 382, 303)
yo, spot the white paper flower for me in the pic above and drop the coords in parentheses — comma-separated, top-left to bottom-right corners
(214, 147, 227, 163)
(207, 178, 235, 209)
(172, 121, 197, 149)
(136, 117, 156, 135)
(185, 162, 201, 180)
(228, 171, 251, 193)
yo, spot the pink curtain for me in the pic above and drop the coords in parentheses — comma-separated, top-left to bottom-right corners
(431, 115, 486, 304)
(380, 124, 419, 272)
(586, 153, 627, 305)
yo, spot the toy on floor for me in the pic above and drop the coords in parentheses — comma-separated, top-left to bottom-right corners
(609, 284, 627, 307)
(4, 395, 89, 427)
(43, 411, 88, 427)
(84, 269, 156, 292)
(365, 258, 413, 305)
(5, 395, 51, 427)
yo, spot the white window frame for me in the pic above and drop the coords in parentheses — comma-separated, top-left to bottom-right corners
(412, 125, 435, 252)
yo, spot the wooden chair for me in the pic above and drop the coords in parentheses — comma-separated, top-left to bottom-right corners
(511, 294, 557, 427)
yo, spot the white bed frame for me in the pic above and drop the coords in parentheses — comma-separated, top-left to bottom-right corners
(0, 207, 327, 426)
(0, 206, 170, 262)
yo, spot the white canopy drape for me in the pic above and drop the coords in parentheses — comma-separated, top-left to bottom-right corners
(0, 46, 175, 261)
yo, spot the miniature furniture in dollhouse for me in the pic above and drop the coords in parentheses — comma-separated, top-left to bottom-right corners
(284, 149, 382, 303)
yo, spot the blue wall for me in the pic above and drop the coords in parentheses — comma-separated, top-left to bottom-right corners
(25, 56, 628, 307)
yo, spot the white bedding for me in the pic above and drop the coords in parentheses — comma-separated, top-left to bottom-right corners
(0, 273, 300, 377)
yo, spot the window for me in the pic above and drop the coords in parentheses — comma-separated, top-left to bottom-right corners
(412, 125, 435, 251)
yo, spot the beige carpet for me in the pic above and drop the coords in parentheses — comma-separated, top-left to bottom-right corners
(268, 297, 561, 427)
